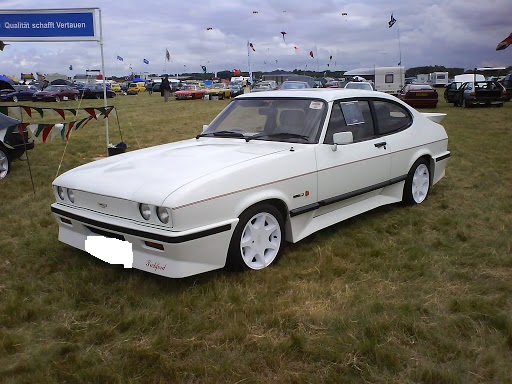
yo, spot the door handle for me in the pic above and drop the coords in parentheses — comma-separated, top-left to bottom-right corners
(374, 142, 387, 149)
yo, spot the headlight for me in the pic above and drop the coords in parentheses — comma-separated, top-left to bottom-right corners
(156, 207, 170, 224)
(139, 203, 151, 220)
(67, 188, 75, 203)
(57, 186, 65, 200)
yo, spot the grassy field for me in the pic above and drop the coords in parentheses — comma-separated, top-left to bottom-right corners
(1, 91, 511, 383)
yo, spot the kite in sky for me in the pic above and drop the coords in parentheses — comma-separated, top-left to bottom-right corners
(252, 10, 258, 14)
(309, 51, 314, 58)
(249, 42, 255, 51)
(206, 27, 213, 30)
(280, 31, 287, 42)
(388, 13, 397, 28)
(496, 32, 512, 50)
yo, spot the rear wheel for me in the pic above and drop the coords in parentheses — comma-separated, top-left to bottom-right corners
(403, 159, 431, 205)
(226, 203, 284, 272)
(55, 95, 61, 102)
(0, 148, 10, 179)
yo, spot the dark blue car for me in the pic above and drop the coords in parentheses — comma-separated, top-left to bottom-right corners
(0, 84, 38, 102)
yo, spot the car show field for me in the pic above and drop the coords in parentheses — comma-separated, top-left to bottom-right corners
(1, 92, 511, 383)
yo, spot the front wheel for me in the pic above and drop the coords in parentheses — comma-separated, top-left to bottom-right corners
(12, 96, 18, 102)
(226, 203, 284, 272)
(403, 159, 431, 205)
(0, 148, 10, 179)
(55, 95, 61, 102)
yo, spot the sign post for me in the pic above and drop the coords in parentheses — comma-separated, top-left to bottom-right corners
(0, 8, 110, 151)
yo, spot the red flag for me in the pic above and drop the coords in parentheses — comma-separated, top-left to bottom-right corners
(309, 51, 314, 58)
(41, 124, 55, 143)
(54, 109, 66, 120)
(234, 69, 241, 76)
(496, 32, 512, 51)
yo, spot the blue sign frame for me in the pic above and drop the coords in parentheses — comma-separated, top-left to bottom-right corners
(0, 8, 97, 41)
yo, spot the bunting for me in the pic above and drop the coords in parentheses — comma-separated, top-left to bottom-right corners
(1, 105, 118, 143)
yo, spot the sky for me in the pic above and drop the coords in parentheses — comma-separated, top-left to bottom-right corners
(0, 0, 511, 79)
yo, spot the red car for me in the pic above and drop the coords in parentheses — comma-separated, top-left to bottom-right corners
(397, 84, 438, 108)
(32, 85, 79, 102)
(175, 84, 205, 100)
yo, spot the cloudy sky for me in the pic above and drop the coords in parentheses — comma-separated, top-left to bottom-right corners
(0, 0, 510, 79)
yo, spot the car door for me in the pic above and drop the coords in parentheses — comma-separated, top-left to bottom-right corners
(315, 99, 391, 216)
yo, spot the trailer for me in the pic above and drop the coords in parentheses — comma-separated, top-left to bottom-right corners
(429, 72, 449, 87)
(343, 66, 405, 95)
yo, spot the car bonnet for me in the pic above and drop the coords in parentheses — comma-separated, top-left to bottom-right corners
(53, 138, 290, 205)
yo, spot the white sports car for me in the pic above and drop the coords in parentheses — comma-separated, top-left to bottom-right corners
(51, 89, 450, 278)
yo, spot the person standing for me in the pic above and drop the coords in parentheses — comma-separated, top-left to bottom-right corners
(161, 75, 171, 102)
(147, 79, 153, 95)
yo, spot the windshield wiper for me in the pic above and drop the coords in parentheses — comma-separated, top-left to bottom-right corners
(196, 130, 246, 139)
(247, 132, 310, 142)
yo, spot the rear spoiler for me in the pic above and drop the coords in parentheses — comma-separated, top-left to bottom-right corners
(421, 112, 446, 123)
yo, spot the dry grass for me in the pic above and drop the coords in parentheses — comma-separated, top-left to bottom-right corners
(1, 92, 511, 383)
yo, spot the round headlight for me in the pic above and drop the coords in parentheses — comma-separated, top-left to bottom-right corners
(67, 188, 75, 203)
(57, 186, 65, 200)
(156, 207, 170, 224)
(139, 203, 151, 220)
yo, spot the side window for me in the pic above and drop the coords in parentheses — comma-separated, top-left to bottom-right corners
(385, 74, 394, 83)
(324, 100, 375, 144)
(373, 100, 412, 135)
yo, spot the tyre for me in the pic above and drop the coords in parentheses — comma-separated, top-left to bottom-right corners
(0, 148, 10, 179)
(12, 96, 18, 102)
(55, 95, 60, 102)
(74, 94, 79, 101)
(95, 93, 101, 99)
(219, 93, 224, 100)
(226, 203, 284, 272)
(403, 159, 431, 205)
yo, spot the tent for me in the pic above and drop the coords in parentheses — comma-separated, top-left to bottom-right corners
(131, 77, 146, 83)
(0, 75, 14, 84)
(50, 79, 73, 86)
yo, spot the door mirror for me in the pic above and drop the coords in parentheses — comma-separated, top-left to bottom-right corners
(202, 124, 208, 132)
(333, 131, 353, 145)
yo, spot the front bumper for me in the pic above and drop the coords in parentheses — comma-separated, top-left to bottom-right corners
(51, 203, 237, 278)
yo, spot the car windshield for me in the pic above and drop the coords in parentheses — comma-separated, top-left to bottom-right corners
(409, 85, 433, 91)
(212, 84, 225, 89)
(345, 82, 373, 90)
(201, 97, 327, 143)
(182, 85, 198, 90)
(281, 82, 308, 89)
(44, 86, 62, 91)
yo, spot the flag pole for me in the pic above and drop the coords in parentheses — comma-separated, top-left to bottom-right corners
(247, 41, 253, 82)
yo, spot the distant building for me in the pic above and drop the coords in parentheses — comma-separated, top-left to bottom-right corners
(262, 69, 294, 85)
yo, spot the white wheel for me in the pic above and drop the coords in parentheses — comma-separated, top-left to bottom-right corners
(12, 96, 18, 102)
(403, 159, 430, 205)
(0, 148, 10, 179)
(227, 204, 284, 271)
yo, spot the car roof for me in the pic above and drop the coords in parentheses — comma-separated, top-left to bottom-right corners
(238, 88, 395, 102)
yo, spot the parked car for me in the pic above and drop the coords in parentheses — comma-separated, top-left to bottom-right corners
(228, 83, 244, 97)
(444, 81, 464, 106)
(205, 83, 232, 99)
(279, 81, 312, 90)
(396, 83, 438, 108)
(175, 84, 206, 100)
(500, 73, 512, 101)
(79, 84, 116, 99)
(127, 82, 146, 95)
(324, 80, 343, 88)
(0, 84, 38, 102)
(32, 85, 80, 102)
(453, 81, 506, 108)
(344, 81, 374, 91)
(0, 112, 35, 179)
(50, 88, 450, 279)
(250, 83, 273, 93)
(110, 83, 122, 93)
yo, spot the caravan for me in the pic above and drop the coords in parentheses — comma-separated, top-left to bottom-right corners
(429, 72, 449, 87)
(343, 66, 405, 94)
